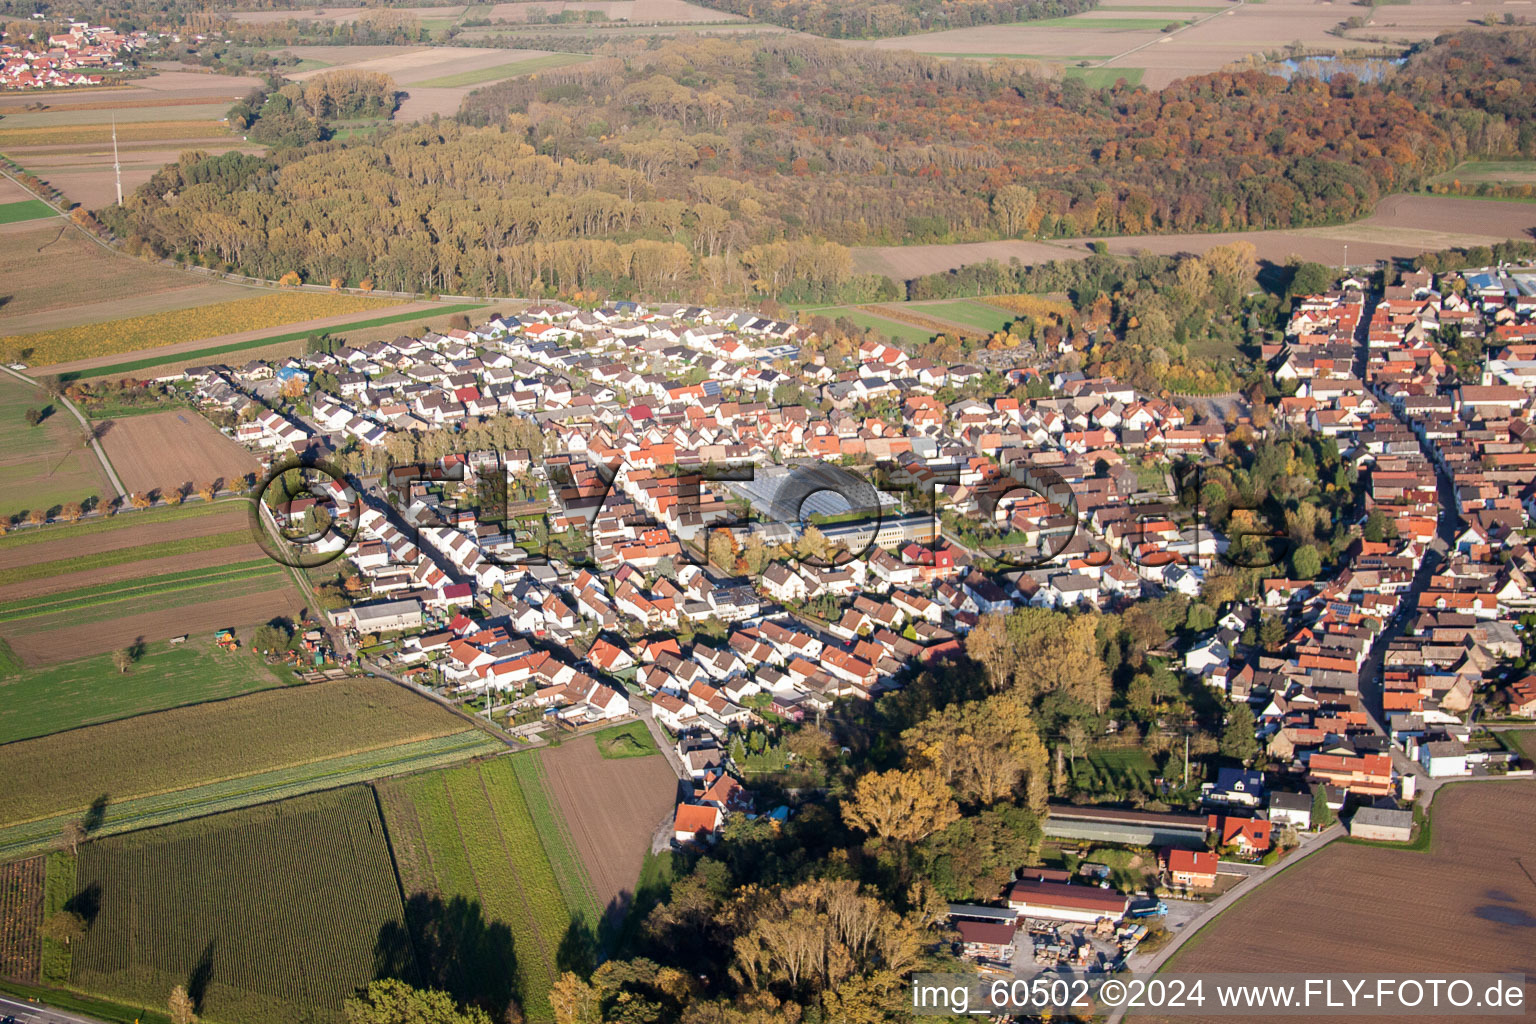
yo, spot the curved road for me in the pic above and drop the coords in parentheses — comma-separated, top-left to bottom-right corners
(0, 365, 124, 499)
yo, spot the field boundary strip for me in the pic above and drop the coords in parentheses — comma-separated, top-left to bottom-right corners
(64, 302, 487, 380)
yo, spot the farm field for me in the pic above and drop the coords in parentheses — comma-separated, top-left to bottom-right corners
(854, 0, 1520, 88)
(68, 787, 410, 1024)
(0, 221, 252, 333)
(0, 499, 249, 569)
(415, 52, 593, 87)
(0, 199, 55, 225)
(896, 298, 1018, 333)
(0, 639, 292, 746)
(98, 411, 259, 496)
(0, 678, 496, 854)
(536, 735, 678, 925)
(1, 292, 407, 368)
(0, 374, 112, 523)
(797, 305, 938, 346)
(0, 68, 260, 208)
(46, 299, 470, 379)
(1429, 159, 1536, 188)
(851, 194, 1536, 281)
(1152, 781, 1536, 1023)
(0, 858, 43, 982)
(375, 756, 592, 1023)
(275, 45, 600, 121)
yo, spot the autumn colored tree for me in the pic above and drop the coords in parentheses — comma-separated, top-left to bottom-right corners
(841, 767, 958, 843)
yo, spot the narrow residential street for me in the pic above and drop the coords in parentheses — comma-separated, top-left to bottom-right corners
(1351, 286, 1461, 733)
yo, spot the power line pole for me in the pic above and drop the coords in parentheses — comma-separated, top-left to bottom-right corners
(112, 115, 123, 206)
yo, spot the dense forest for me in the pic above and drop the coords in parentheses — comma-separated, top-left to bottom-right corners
(104, 31, 1536, 302)
(687, 0, 1098, 38)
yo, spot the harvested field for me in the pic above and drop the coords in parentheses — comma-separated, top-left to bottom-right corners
(19, 139, 264, 209)
(0, 857, 42, 981)
(852, 195, 1536, 280)
(71, 787, 411, 1024)
(0, 677, 475, 829)
(0, 221, 252, 330)
(2, 585, 306, 666)
(236, 6, 467, 23)
(0, 374, 111, 523)
(486, 0, 747, 20)
(0, 500, 249, 571)
(98, 411, 260, 496)
(854, 0, 1519, 89)
(537, 734, 678, 920)
(1151, 781, 1536, 1024)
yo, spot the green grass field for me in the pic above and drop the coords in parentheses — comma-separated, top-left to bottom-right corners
(922, 52, 1112, 59)
(376, 757, 591, 1023)
(415, 53, 591, 88)
(907, 298, 1017, 333)
(69, 787, 410, 1024)
(0, 639, 292, 745)
(0, 376, 109, 521)
(590, 720, 658, 760)
(1063, 66, 1145, 87)
(0, 199, 56, 224)
(65, 303, 484, 381)
(1428, 159, 1536, 186)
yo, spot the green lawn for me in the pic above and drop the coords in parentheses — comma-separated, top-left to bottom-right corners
(415, 52, 591, 88)
(1071, 746, 1158, 793)
(0, 638, 290, 745)
(590, 719, 658, 759)
(64, 303, 485, 381)
(1063, 66, 1145, 87)
(0, 199, 56, 225)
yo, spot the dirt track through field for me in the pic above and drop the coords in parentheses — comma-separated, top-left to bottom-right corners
(0, 503, 250, 570)
(537, 735, 678, 919)
(1149, 781, 1536, 1023)
(99, 411, 260, 496)
(3, 585, 306, 666)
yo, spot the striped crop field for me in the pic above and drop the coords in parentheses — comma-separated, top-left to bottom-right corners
(376, 756, 592, 1023)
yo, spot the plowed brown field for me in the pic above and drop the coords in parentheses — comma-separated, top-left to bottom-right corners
(98, 411, 259, 496)
(538, 734, 678, 918)
(1149, 781, 1536, 1024)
